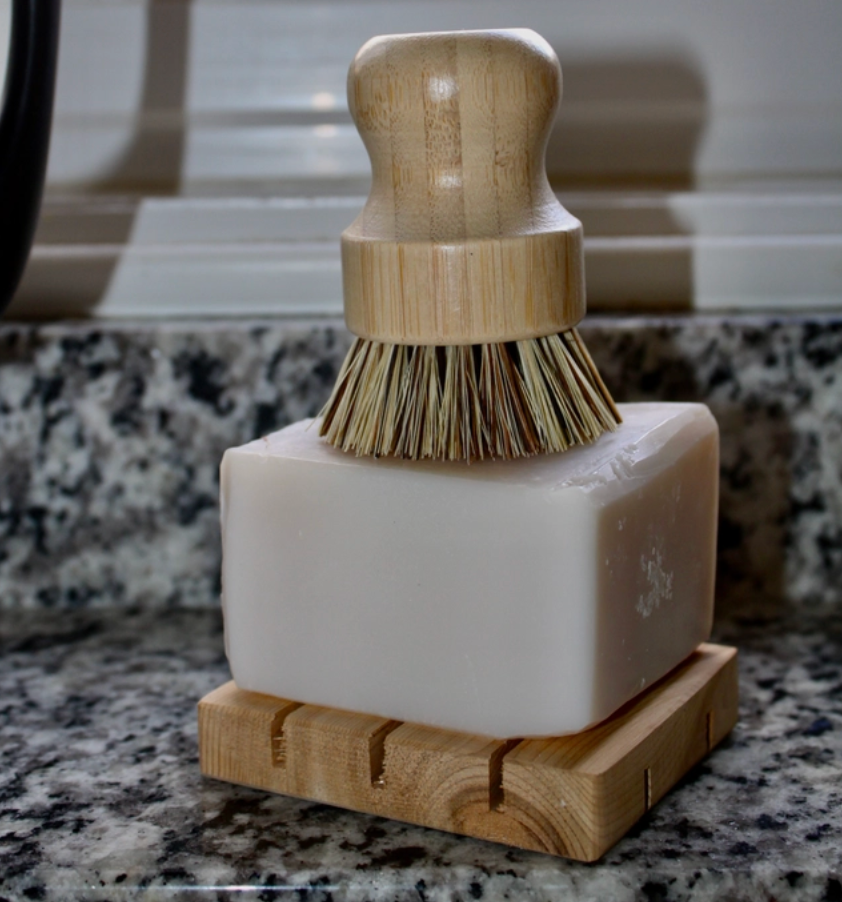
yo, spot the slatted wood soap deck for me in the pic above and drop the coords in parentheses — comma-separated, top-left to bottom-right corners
(199, 643, 737, 862)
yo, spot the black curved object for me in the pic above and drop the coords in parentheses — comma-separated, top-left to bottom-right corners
(0, 0, 61, 315)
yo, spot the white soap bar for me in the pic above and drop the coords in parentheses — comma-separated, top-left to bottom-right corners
(220, 402, 718, 738)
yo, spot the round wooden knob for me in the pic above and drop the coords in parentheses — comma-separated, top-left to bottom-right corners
(342, 29, 585, 346)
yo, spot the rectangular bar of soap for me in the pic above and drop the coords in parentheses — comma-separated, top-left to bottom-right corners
(220, 402, 718, 738)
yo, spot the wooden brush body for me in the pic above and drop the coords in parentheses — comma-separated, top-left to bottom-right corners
(342, 29, 584, 346)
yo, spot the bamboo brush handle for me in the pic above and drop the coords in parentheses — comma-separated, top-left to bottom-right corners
(342, 29, 585, 347)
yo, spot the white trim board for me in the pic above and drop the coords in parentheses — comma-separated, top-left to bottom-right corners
(11, 187, 842, 317)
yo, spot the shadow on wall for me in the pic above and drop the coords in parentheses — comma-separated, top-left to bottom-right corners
(551, 56, 708, 312)
(8, 0, 193, 318)
(548, 55, 707, 189)
(94, 0, 192, 193)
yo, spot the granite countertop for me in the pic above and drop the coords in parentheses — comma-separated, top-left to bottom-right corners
(2, 605, 841, 901)
(2, 312, 841, 899)
(2, 314, 841, 614)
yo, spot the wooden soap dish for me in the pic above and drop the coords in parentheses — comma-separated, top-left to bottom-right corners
(198, 643, 737, 862)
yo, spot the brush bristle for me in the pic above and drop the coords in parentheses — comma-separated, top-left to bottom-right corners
(318, 329, 621, 461)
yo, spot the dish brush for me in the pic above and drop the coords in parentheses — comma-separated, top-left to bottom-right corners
(319, 28, 620, 461)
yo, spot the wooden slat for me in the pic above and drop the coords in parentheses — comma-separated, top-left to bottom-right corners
(198, 642, 738, 862)
(197, 682, 300, 794)
(501, 643, 738, 859)
(283, 705, 399, 811)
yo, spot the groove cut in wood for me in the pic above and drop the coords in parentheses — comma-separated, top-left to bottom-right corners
(199, 642, 737, 862)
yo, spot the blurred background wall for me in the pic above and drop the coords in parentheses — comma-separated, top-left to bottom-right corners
(1, 0, 840, 319)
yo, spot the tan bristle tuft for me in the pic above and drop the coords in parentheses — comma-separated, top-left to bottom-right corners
(318, 329, 621, 462)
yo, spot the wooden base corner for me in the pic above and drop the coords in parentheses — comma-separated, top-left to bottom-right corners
(198, 643, 738, 862)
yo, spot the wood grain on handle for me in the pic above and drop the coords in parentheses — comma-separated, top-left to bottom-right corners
(342, 29, 585, 346)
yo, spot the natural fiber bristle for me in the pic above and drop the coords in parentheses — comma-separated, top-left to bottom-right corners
(318, 329, 621, 462)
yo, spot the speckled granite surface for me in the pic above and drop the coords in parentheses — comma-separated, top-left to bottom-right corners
(1, 606, 841, 901)
(1, 314, 841, 613)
